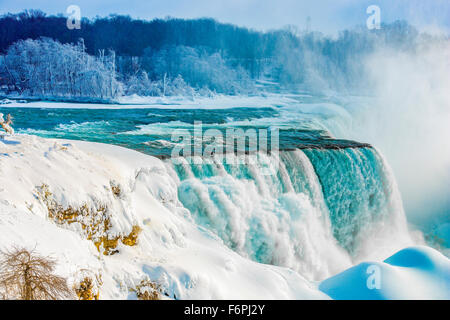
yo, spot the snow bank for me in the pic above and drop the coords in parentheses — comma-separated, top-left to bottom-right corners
(0, 94, 299, 110)
(0, 134, 325, 299)
(319, 246, 450, 300)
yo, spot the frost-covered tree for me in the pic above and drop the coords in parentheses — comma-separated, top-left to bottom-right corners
(164, 75, 195, 97)
(2, 38, 122, 99)
(0, 247, 73, 300)
(124, 71, 195, 97)
(0, 13, 429, 97)
(142, 45, 254, 94)
(124, 71, 163, 96)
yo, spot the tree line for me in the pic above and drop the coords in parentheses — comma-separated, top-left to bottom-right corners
(0, 10, 434, 100)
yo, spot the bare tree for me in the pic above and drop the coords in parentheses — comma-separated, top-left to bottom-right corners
(0, 247, 74, 300)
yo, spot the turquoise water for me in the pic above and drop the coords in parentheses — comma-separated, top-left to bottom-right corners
(1, 106, 369, 157)
(172, 147, 399, 260)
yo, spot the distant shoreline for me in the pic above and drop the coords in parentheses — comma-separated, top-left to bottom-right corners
(0, 93, 309, 110)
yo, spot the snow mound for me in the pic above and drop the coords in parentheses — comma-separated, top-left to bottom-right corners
(319, 246, 450, 300)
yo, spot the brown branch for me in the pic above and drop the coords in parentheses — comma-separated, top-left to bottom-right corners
(0, 247, 74, 300)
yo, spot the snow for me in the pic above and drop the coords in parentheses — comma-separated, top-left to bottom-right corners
(0, 134, 448, 299)
(319, 246, 450, 300)
(0, 94, 299, 110)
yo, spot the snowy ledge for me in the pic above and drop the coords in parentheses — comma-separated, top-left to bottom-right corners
(0, 134, 448, 300)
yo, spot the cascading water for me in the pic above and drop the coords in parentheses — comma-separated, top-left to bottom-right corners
(5, 105, 416, 277)
(165, 146, 412, 281)
(303, 147, 407, 254)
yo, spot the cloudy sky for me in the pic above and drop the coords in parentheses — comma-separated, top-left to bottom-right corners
(1, 0, 449, 34)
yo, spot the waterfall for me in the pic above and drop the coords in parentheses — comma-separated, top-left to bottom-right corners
(165, 147, 412, 280)
(304, 148, 410, 257)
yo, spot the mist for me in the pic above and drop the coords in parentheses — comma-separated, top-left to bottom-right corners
(347, 37, 450, 229)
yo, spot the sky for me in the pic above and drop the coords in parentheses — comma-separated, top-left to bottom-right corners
(0, 0, 449, 35)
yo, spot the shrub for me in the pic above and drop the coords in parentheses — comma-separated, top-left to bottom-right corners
(131, 279, 161, 300)
(122, 226, 142, 246)
(0, 247, 74, 300)
(75, 277, 99, 300)
(73, 270, 103, 300)
(36, 184, 142, 255)
(110, 181, 122, 198)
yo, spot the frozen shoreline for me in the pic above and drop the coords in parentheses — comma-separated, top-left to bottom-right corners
(0, 94, 305, 110)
